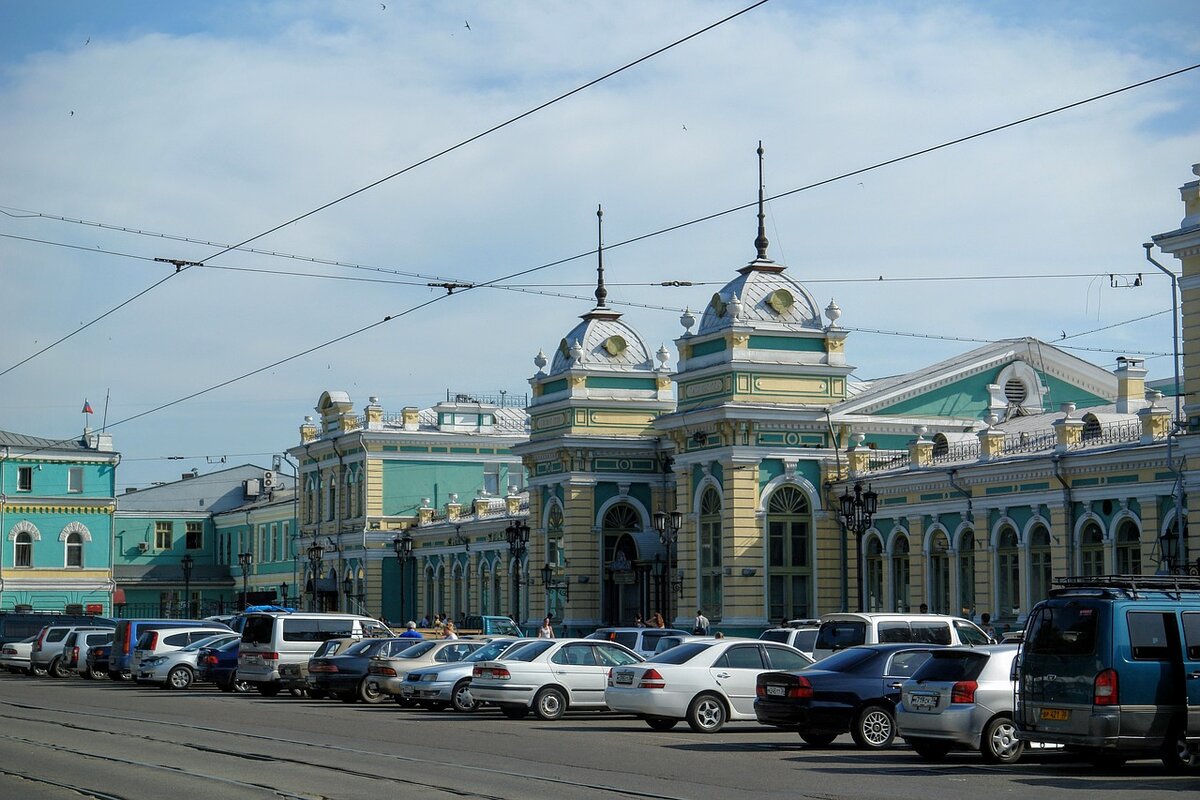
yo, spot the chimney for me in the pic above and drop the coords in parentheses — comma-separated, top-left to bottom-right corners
(1114, 356, 1148, 414)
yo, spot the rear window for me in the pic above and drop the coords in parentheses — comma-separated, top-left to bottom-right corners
(647, 642, 713, 664)
(586, 631, 638, 649)
(1026, 604, 1099, 656)
(241, 616, 275, 644)
(912, 651, 988, 682)
(396, 641, 437, 658)
(760, 630, 790, 644)
(793, 629, 818, 652)
(816, 621, 866, 651)
(46, 629, 68, 643)
(468, 641, 512, 661)
(814, 647, 875, 672)
(505, 641, 554, 662)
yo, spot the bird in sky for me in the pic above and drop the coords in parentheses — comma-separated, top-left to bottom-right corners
(69, 110, 74, 116)
(682, 124, 687, 131)
(380, 3, 386, 9)
(84, 37, 90, 45)
(464, 20, 471, 30)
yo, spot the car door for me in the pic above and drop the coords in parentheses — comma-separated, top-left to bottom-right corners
(549, 643, 601, 705)
(1182, 611, 1200, 741)
(709, 644, 767, 716)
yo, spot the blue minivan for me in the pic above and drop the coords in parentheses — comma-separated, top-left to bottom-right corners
(1015, 575, 1200, 771)
(109, 618, 230, 680)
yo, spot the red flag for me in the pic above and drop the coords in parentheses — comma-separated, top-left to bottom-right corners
(82, 400, 93, 414)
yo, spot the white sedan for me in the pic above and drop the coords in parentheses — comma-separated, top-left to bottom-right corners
(470, 638, 643, 720)
(604, 638, 813, 732)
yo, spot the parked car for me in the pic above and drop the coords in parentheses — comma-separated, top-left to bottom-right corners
(110, 618, 230, 681)
(238, 612, 393, 697)
(63, 629, 113, 677)
(137, 632, 241, 689)
(585, 627, 691, 657)
(813, 613, 991, 661)
(307, 637, 419, 703)
(198, 637, 248, 693)
(471, 638, 643, 720)
(0, 635, 38, 674)
(759, 623, 820, 660)
(1015, 575, 1200, 771)
(85, 643, 112, 681)
(606, 639, 813, 733)
(755, 643, 940, 749)
(32, 624, 114, 678)
(388, 638, 537, 712)
(280, 638, 356, 698)
(133, 627, 237, 682)
(897, 644, 1023, 763)
(368, 639, 488, 706)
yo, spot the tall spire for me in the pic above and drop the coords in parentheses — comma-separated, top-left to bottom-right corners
(754, 141, 770, 261)
(595, 204, 608, 308)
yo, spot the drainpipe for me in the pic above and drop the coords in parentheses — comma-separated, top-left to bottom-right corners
(1052, 454, 1074, 575)
(1144, 244, 1183, 425)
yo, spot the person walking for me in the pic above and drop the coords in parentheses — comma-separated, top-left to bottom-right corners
(693, 609, 710, 636)
(399, 621, 424, 639)
(538, 616, 555, 639)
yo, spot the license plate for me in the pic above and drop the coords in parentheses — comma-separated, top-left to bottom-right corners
(615, 672, 633, 685)
(1040, 707, 1069, 721)
(766, 685, 786, 697)
(400, 688, 414, 698)
(909, 694, 938, 710)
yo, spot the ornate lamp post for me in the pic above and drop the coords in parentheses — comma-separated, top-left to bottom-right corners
(306, 539, 325, 612)
(392, 532, 414, 622)
(505, 519, 530, 625)
(837, 481, 878, 612)
(541, 562, 570, 611)
(279, 582, 289, 609)
(652, 510, 683, 625)
(237, 551, 254, 610)
(180, 553, 194, 618)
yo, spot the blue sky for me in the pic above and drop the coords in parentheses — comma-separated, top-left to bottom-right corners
(1, 1, 1198, 490)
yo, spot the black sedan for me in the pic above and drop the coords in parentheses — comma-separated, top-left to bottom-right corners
(755, 643, 939, 749)
(307, 638, 420, 703)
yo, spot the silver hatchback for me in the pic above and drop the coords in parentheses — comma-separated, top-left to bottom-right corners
(897, 644, 1023, 763)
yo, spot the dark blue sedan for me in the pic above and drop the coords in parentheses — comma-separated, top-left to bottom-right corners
(755, 643, 939, 749)
(198, 637, 245, 692)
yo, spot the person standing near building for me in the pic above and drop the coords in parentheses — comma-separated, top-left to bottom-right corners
(693, 609, 710, 635)
(443, 622, 458, 640)
(538, 616, 555, 639)
(400, 621, 423, 639)
(980, 612, 996, 640)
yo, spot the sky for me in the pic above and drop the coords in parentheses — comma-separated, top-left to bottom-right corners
(2, 0, 1198, 492)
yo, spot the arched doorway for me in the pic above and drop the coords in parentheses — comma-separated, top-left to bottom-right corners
(601, 502, 642, 626)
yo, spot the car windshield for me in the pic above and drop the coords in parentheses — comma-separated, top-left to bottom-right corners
(813, 647, 876, 672)
(1026, 604, 1100, 656)
(647, 642, 713, 664)
(911, 651, 987, 682)
(183, 634, 232, 652)
(395, 640, 437, 658)
(505, 641, 555, 662)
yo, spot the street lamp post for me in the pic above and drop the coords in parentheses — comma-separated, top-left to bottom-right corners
(652, 510, 683, 625)
(306, 540, 325, 612)
(279, 582, 289, 609)
(392, 533, 414, 623)
(180, 553, 194, 618)
(505, 520, 530, 627)
(837, 482, 878, 612)
(237, 551, 254, 610)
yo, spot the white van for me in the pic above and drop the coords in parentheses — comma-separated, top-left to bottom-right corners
(237, 612, 393, 696)
(812, 613, 992, 661)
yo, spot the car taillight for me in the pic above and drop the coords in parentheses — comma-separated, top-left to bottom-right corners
(369, 665, 397, 677)
(263, 652, 279, 662)
(951, 680, 977, 704)
(1094, 669, 1119, 705)
(145, 632, 159, 650)
(756, 676, 812, 699)
(474, 666, 510, 680)
(638, 668, 666, 690)
(34, 629, 48, 652)
(202, 655, 217, 665)
(72, 647, 80, 663)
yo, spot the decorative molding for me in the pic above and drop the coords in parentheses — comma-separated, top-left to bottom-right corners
(8, 520, 41, 541)
(58, 521, 92, 542)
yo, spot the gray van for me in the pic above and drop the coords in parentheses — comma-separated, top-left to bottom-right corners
(1015, 575, 1200, 771)
(238, 612, 393, 696)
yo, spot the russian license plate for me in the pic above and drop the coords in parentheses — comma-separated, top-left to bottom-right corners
(766, 685, 786, 697)
(615, 672, 633, 685)
(909, 694, 938, 710)
(1040, 707, 1070, 721)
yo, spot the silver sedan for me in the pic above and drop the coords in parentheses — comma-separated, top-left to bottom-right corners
(137, 633, 240, 689)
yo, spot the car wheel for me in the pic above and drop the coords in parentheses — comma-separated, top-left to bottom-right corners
(851, 704, 896, 750)
(165, 666, 194, 690)
(909, 737, 953, 760)
(645, 717, 679, 731)
(981, 716, 1024, 764)
(48, 657, 68, 679)
(799, 732, 838, 748)
(1161, 730, 1200, 773)
(451, 680, 478, 712)
(686, 693, 727, 734)
(500, 704, 530, 719)
(359, 678, 384, 704)
(534, 687, 567, 721)
(256, 682, 281, 697)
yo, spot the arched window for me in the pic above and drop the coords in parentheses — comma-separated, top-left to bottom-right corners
(1115, 520, 1141, 575)
(766, 486, 812, 621)
(65, 532, 83, 568)
(928, 531, 950, 614)
(958, 530, 976, 617)
(1029, 525, 1052, 604)
(891, 534, 911, 612)
(865, 536, 884, 612)
(698, 488, 722, 618)
(14, 532, 32, 568)
(996, 527, 1020, 619)
(1080, 521, 1104, 576)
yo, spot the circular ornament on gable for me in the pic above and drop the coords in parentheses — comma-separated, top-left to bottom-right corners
(767, 289, 795, 314)
(603, 335, 628, 356)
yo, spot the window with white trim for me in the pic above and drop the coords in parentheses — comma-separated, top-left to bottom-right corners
(14, 532, 32, 567)
(68, 467, 83, 494)
(65, 532, 83, 568)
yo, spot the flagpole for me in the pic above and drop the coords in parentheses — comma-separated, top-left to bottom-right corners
(102, 389, 110, 432)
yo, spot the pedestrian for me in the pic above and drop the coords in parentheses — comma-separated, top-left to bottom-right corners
(443, 622, 458, 640)
(714, 631, 724, 640)
(538, 615, 555, 639)
(419, 614, 430, 628)
(650, 612, 665, 628)
(399, 621, 424, 639)
(919, 603, 928, 614)
(693, 609, 710, 636)
(634, 614, 645, 628)
(980, 612, 996, 640)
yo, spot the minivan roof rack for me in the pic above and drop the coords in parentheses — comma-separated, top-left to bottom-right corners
(1052, 574, 1200, 595)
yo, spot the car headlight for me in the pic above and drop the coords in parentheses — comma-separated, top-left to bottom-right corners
(422, 673, 438, 682)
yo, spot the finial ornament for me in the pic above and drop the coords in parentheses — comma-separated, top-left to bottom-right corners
(595, 204, 607, 308)
(679, 307, 695, 334)
(754, 141, 769, 260)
